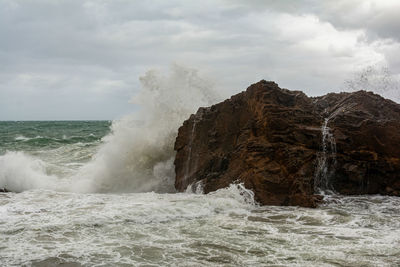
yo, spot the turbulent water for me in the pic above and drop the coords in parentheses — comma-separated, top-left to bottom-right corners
(1, 124, 400, 267)
(1, 67, 400, 266)
(1, 173, 400, 266)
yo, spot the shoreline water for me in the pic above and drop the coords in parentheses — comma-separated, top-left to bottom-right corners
(1, 188, 399, 266)
(0, 121, 399, 266)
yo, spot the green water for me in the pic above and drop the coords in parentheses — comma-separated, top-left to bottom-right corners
(0, 121, 112, 179)
(0, 121, 111, 154)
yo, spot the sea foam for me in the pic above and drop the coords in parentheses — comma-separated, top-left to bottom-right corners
(0, 65, 219, 193)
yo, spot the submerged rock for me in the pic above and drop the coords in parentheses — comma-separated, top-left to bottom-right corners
(174, 80, 400, 207)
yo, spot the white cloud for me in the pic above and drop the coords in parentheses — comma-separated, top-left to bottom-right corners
(0, 0, 399, 119)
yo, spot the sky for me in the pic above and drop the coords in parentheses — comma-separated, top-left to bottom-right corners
(1, 0, 399, 120)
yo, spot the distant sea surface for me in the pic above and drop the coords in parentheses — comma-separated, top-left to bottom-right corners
(0, 121, 399, 266)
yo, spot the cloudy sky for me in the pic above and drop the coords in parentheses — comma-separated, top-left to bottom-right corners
(1, 0, 399, 120)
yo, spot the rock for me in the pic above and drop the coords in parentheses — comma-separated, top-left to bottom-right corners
(0, 188, 9, 193)
(174, 80, 400, 207)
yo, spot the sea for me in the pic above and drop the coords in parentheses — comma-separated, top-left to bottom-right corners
(1, 68, 400, 266)
(0, 121, 399, 267)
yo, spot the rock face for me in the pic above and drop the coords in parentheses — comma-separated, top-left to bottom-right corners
(174, 80, 400, 207)
(315, 91, 400, 196)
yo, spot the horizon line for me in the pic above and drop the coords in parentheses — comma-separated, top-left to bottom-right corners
(0, 119, 113, 122)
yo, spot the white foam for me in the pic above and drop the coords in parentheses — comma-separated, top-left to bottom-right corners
(15, 135, 30, 141)
(1, 187, 399, 266)
(0, 65, 220, 193)
(0, 151, 60, 192)
(14, 135, 43, 141)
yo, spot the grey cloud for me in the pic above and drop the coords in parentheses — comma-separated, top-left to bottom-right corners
(229, 0, 400, 42)
(0, 0, 399, 120)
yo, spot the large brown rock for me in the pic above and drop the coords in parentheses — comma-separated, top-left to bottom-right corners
(174, 80, 400, 207)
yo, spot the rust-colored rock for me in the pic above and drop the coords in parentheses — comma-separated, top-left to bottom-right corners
(174, 80, 400, 207)
(314, 91, 400, 196)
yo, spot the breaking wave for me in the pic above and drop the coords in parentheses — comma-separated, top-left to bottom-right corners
(0, 65, 220, 193)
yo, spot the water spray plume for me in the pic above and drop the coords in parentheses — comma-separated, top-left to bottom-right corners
(0, 65, 220, 193)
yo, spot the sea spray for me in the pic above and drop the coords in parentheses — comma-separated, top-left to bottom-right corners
(185, 179, 205, 194)
(0, 65, 220, 193)
(76, 65, 219, 193)
(344, 64, 400, 103)
(0, 152, 60, 192)
(0, 151, 100, 193)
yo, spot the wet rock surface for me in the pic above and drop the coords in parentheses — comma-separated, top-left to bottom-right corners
(174, 80, 400, 207)
(314, 90, 400, 197)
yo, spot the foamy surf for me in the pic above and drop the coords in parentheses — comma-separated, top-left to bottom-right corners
(0, 65, 219, 194)
(1, 186, 399, 266)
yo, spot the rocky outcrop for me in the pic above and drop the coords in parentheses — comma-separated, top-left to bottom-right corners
(314, 91, 400, 196)
(174, 80, 400, 207)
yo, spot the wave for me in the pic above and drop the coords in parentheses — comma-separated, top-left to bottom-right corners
(0, 65, 220, 193)
(0, 151, 90, 192)
(14, 135, 101, 146)
(15, 135, 35, 141)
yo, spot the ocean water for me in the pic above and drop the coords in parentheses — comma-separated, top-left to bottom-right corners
(1, 67, 400, 266)
(0, 123, 399, 267)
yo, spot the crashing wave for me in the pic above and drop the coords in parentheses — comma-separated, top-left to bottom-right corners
(0, 65, 220, 193)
